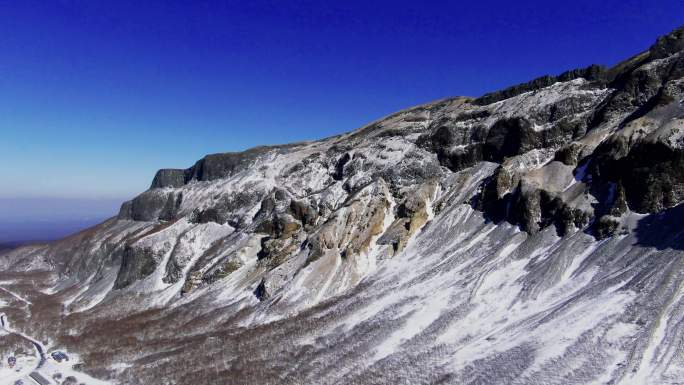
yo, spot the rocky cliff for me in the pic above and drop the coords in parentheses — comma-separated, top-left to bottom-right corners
(1, 26, 684, 385)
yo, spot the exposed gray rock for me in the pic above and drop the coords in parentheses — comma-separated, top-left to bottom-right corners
(151, 169, 186, 189)
(650, 26, 684, 60)
(474, 64, 608, 105)
(114, 244, 160, 289)
(118, 190, 182, 222)
(6, 26, 684, 385)
(186, 147, 274, 182)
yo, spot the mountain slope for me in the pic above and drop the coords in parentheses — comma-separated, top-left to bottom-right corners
(1, 26, 684, 385)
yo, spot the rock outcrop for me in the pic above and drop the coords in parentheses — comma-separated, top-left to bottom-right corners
(3, 26, 684, 385)
(109, 27, 684, 292)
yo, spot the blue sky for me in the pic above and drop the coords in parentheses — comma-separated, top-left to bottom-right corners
(1, 0, 683, 205)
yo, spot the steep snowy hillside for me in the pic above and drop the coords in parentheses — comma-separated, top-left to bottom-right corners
(1, 26, 684, 385)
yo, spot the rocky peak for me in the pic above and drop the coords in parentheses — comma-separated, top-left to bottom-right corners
(649, 26, 684, 60)
(5, 26, 684, 385)
(111, 26, 684, 296)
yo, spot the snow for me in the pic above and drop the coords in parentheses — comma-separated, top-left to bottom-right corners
(0, 287, 32, 305)
(372, 288, 451, 362)
(0, 355, 38, 385)
(487, 79, 612, 127)
(624, 278, 684, 385)
(2, 69, 684, 384)
(355, 187, 397, 273)
(61, 278, 93, 312)
(70, 275, 115, 313)
(0, 312, 114, 385)
(313, 252, 343, 304)
(109, 361, 133, 373)
(40, 352, 113, 385)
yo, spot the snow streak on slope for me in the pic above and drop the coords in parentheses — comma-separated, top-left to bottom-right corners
(2, 27, 684, 385)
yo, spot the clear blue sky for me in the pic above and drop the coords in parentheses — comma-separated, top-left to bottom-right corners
(1, 0, 683, 202)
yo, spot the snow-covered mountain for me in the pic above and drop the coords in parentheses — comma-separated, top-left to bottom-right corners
(1, 26, 684, 385)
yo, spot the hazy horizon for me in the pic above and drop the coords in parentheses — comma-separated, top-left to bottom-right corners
(0, 197, 124, 244)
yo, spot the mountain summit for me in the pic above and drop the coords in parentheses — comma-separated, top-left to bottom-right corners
(2, 26, 684, 385)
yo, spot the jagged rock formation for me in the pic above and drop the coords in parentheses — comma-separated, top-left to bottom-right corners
(1, 27, 684, 385)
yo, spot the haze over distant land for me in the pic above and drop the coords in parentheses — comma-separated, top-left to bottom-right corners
(0, 197, 124, 245)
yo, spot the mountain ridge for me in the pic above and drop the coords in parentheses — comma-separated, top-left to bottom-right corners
(1, 26, 684, 385)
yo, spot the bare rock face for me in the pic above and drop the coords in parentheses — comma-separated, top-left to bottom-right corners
(377, 181, 437, 255)
(150, 169, 186, 189)
(114, 243, 159, 289)
(4, 26, 684, 385)
(419, 80, 606, 174)
(473, 64, 609, 105)
(105, 26, 684, 296)
(118, 190, 182, 221)
(593, 136, 684, 213)
(307, 179, 392, 263)
(186, 148, 273, 182)
(464, 28, 684, 238)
